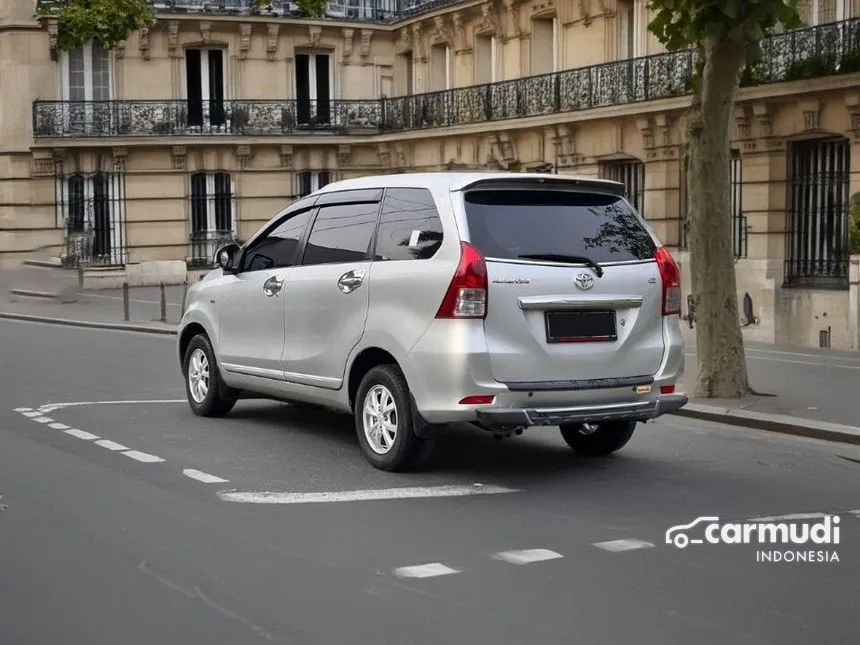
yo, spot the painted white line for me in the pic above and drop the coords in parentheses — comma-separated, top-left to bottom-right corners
(849, 510, 860, 517)
(37, 399, 186, 413)
(218, 484, 519, 505)
(20, 411, 42, 418)
(492, 548, 564, 565)
(183, 469, 229, 484)
(393, 563, 460, 579)
(122, 450, 165, 463)
(747, 512, 832, 522)
(95, 439, 129, 452)
(48, 422, 70, 430)
(64, 429, 99, 441)
(13, 407, 32, 413)
(593, 539, 656, 553)
(33, 417, 54, 424)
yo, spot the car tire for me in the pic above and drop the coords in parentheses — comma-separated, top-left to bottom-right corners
(354, 364, 435, 472)
(559, 420, 637, 456)
(183, 334, 238, 418)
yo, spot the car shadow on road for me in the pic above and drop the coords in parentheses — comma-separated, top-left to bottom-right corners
(226, 401, 653, 486)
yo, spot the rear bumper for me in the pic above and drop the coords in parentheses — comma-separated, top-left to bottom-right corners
(475, 394, 689, 430)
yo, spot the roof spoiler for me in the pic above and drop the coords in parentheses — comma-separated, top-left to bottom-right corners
(453, 176, 626, 195)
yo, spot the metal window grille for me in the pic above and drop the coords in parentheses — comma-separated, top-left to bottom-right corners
(54, 163, 127, 267)
(189, 171, 236, 267)
(785, 137, 850, 288)
(730, 150, 747, 258)
(600, 161, 645, 215)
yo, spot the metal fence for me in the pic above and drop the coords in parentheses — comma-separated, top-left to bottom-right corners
(32, 18, 860, 138)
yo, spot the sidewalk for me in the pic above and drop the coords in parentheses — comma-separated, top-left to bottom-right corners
(2, 264, 858, 444)
(677, 328, 860, 444)
(0, 266, 182, 333)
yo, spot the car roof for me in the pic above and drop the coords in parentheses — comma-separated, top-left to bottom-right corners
(313, 171, 624, 195)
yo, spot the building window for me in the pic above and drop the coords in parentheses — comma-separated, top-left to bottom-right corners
(296, 171, 331, 198)
(60, 39, 112, 134)
(430, 44, 451, 91)
(475, 35, 499, 84)
(189, 172, 236, 267)
(796, 0, 845, 25)
(785, 137, 850, 288)
(56, 167, 126, 267)
(531, 16, 557, 74)
(600, 160, 645, 215)
(730, 150, 747, 258)
(295, 53, 332, 126)
(185, 48, 226, 131)
(398, 52, 414, 95)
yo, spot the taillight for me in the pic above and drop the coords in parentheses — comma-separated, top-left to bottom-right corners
(655, 246, 681, 316)
(435, 242, 488, 319)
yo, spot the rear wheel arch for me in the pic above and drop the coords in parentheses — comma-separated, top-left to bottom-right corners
(347, 347, 399, 411)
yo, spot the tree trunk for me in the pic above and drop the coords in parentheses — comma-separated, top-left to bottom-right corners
(686, 36, 752, 398)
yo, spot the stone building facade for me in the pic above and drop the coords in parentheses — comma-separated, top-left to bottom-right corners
(1, 0, 860, 349)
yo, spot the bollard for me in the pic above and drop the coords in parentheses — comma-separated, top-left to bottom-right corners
(159, 282, 167, 323)
(122, 282, 130, 321)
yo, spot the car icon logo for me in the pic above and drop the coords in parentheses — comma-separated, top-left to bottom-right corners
(665, 516, 721, 549)
(573, 272, 595, 290)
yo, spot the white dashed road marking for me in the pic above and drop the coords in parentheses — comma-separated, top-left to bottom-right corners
(393, 563, 460, 579)
(183, 469, 229, 484)
(13, 407, 32, 413)
(122, 450, 165, 464)
(21, 411, 42, 418)
(593, 539, 656, 553)
(218, 484, 519, 505)
(36, 399, 186, 414)
(64, 429, 99, 441)
(48, 422, 70, 430)
(95, 439, 129, 452)
(492, 549, 564, 565)
(33, 417, 54, 424)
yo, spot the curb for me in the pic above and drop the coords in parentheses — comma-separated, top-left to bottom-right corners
(671, 403, 860, 446)
(10, 288, 62, 299)
(0, 312, 177, 335)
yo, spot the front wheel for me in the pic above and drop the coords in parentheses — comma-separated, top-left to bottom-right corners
(183, 334, 238, 417)
(354, 365, 435, 472)
(559, 420, 637, 456)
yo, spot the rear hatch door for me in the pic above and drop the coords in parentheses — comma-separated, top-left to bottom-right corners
(459, 180, 666, 385)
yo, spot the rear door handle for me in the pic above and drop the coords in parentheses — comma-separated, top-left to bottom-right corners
(337, 269, 366, 294)
(263, 275, 285, 297)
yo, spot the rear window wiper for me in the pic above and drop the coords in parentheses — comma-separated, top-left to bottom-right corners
(517, 253, 604, 277)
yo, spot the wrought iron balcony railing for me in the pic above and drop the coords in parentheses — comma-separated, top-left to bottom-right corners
(33, 98, 384, 137)
(36, 0, 463, 23)
(32, 18, 860, 139)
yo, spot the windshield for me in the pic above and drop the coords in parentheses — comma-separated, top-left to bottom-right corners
(462, 189, 657, 263)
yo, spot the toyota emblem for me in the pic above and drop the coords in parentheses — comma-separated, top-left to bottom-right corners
(573, 272, 595, 290)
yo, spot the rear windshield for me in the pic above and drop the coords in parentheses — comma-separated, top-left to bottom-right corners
(462, 189, 656, 263)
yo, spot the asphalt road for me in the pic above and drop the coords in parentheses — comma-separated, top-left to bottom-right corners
(1, 319, 859, 645)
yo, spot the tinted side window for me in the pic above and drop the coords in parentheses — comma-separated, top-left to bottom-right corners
(242, 209, 314, 272)
(463, 189, 656, 263)
(301, 202, 379, 266)
(374, 188, 444, 261)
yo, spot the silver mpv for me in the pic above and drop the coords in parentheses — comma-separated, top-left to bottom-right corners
(178, 172, 688, 471)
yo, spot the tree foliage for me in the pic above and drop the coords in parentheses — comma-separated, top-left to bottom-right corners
(647, 0, 801, 54)
(37, 0, 156, 52)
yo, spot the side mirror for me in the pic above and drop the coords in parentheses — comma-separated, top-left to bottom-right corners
(215, 243, 240, 273)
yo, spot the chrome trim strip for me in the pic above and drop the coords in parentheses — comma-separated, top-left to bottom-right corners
(222, 363, 284, 381)
(221, 364, 340, 389)
(517, 295, 644, 310)
(486, 257, 655, 268)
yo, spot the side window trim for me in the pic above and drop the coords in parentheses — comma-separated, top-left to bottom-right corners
(297, 198, 384, 267)
(238, 205, 318, 272)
